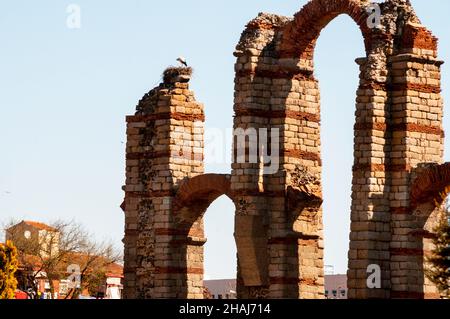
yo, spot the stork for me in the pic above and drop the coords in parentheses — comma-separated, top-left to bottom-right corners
(177, 56, 188, 67)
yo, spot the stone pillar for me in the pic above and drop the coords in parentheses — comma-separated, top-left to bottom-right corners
(347, 57, 392, 299)
(267, 57, 323, 300)
(232, 15, 277, 299)
(233, 13, 324, 299)
(388, 24, 444, 298)
(122, 67, 205, 298)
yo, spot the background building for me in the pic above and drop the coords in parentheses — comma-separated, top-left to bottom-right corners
(6, 220, 60, 258)
(324, 274, 347, 299)
(204, 275, 348, 299)
(204, 279, 236, 299)
(4, 220, 123, 299)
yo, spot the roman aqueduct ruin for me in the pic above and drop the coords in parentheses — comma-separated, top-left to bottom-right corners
(121, 0, 448, 299)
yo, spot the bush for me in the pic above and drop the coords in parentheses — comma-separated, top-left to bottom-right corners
(0, 240, 19, 299)
(426, 213, 450, 298)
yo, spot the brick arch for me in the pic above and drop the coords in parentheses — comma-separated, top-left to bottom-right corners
(173, 174, 234, 223)
(411, 163, 450, 208)
(279, 0, 373, 59)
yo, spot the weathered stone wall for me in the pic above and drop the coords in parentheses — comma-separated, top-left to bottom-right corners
(387, 30, 444, 298)
(233, 12, 324, 299)
(122, 0, 446, 299)
(122, 68, 205, 298)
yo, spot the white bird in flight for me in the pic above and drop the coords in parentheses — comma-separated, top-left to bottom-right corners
(177, 56, 188, 67)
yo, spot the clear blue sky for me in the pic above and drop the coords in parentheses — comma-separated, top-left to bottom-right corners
(0, 1, 449, 278)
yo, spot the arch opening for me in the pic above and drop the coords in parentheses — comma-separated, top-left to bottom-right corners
(314, 14, 366, 293)
(171, 174, 236, 299)
(173, 174, 233, 225)
(280, 0, 372, 60)
(203, 195, 237, 299)
(231, 0, 404, 299)
(406, 163, 450, 298)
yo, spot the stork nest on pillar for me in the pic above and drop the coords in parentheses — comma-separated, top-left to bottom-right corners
(163, 66, 193, 84)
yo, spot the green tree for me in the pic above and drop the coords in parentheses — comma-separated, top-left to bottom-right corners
(0, 240, 19, 299)
(426, 212, 450, 298)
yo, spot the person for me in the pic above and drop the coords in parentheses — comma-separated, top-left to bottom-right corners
(27, 288, 35, 299)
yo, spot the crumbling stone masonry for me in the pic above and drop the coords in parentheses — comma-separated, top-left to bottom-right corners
(122, 0, 448, 299)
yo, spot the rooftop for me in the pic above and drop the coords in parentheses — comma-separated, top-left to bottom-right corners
(21, 220, 58, 232)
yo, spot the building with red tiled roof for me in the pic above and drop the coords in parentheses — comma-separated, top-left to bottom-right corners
(5, 220, 123, 299)
(6, 220, 60, 258)
(21, 221, 58, 232)
(14, 251, 123, 299)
